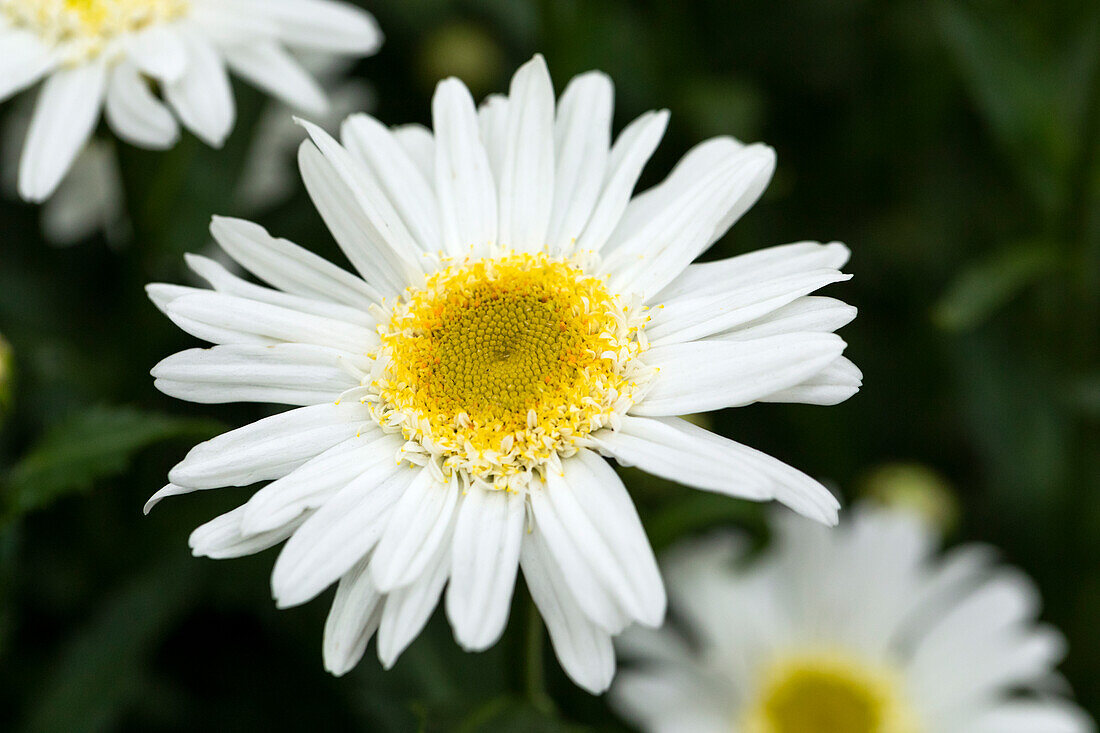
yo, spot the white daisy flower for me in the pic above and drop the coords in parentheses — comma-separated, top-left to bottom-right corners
(2, 51, 372, 246)
(0, 0, 382, 202)
(611, 506, 1094, 732)
(145, 55, 860, 693)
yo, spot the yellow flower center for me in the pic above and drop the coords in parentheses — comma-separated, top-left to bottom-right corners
(745, 651, 919, 733)
(3, 0, 188, 58)
(367, 253, 650, 491)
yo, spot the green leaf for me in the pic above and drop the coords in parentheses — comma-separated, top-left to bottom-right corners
(2, 405, 221, 523)
(1068, 374, 1100, 418)
(934, 1, 1083, 212)
(643, 491, 763, 553)
(453, 697, 585, 733)
(22, 559, 198, 733)
(932, 241, 1060, 332)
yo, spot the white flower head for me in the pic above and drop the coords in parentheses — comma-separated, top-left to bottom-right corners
(146, 55, 860, 693)
(611, 505, 1094, 732)
(0, 0, 382, 202)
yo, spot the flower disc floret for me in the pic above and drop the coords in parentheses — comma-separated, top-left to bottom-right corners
(3, 0, 189, 59)
(369, 252, 650, 490)
(746, 651, 919, 733)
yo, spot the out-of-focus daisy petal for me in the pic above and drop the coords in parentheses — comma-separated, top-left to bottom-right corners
(19, 60, 106, 202)
(105, 60, 180, 149)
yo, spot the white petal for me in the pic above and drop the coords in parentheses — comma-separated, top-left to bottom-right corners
(647, 269, 851, 345)
(188, 2, 279, 46)
(224, 41, 327, 115)
(240, 432, 402, 535)
(709, 295, 857, 341)
(271, 465, 416, 608)
(104, 60, 180, 149)
(433, 77, 497, 255)
(209, 216, 381, 309)
(656, 240, 851, 302)
(391, 123, 434, 181)
(608, 137, 743, 256)
(574, 109, 668, 253)
(168, 401, 371, 489)
(122, 24, 187, 82)
(322, 556, 383, 676)
(520, 524, 615, 694)
(188, 503, 305, 559)
(965, 701, 1094, 733)
(637, 332, 846, 415)
(297, 119, 423, 274)
(909, 571, 1069, 717)
(477, 93, 508, 183)
(497, 55, 555, 252)
(763, 355, 862, 406)
(183, 252, 375, 326)
(18, 62, 107, 202)
(546, 71, 613, 253)
(445, 487, 524, 650)
(149, 285, 278, 346)
(529, 476, 632, 633)
(603, 145, 776, 298)
(610, 668, 733, 733)
(376, 521, 454, 669)
(151, 343, 361, 406)
(143, 483, 192, 514)
(262, 0, 383, 55)
(371, 472, 459, 592)
(341, 114, 440, 253)
(163, 290, 376, 352)
(163, 31, 234, 147)
(546, 450, 665, 627)
(296, 138, 414, 295)
(593, 416, 840, 525)
(39, 140, 123, 245)
(0, 30, 56, 103)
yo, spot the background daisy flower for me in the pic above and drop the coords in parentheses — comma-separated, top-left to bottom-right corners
(0, 0, 381, 202)
(0, 51, 374, 246)
(145, 54, 858, 693)
(611, 504, 1095, 733)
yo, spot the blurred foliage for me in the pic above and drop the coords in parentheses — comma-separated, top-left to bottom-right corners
(1, 406, 221, 527)
(0, 334, 12, 417)
(0, 0, 1098, 730)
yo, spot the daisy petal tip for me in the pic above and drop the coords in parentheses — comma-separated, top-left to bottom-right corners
(143, 483, 188, 514)
(322, 655, 353, 677)
(376, 645, 399, 671)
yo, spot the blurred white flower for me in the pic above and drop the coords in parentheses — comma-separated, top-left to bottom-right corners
(611, 505, 1094, 732)
(235, 52, 373, 214)
(2, 98, 127, 245)
(0, 0, 381, 202)
(2, 50, 371, 245)
(145, 55, 859, 693)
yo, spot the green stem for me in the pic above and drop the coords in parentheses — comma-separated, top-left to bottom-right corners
(524, 597, 555, 715)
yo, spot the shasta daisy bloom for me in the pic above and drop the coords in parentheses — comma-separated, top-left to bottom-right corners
(0, 0, 381, 202)
(145, 55, 860, 693)
(611, 506, 1094, 733)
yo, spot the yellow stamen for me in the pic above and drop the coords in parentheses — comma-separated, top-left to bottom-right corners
(745, 650, 920, 733)
(368, 252, 650, 490)
(3, 0, 189, 60)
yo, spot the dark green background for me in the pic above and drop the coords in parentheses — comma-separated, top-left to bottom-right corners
(1, 0, 1097, 730)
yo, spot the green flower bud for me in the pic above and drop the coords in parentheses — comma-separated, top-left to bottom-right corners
(862, 462, 958, 534)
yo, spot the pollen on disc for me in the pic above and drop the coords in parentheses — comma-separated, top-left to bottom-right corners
(371, 252, 649, 489)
